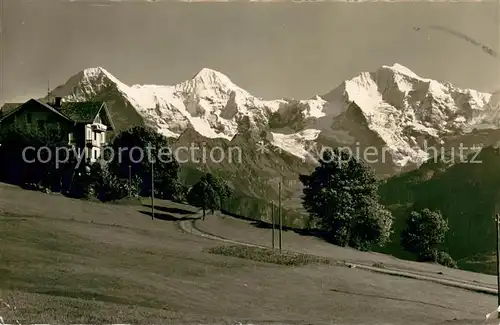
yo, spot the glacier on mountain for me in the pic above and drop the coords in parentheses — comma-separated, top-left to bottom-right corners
(61, 66, 285, 140)
(47, 63, 499, 168)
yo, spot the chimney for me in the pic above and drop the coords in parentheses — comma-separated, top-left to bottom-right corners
(54, 97, 62, 108)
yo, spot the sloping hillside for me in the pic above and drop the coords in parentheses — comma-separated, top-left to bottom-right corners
(0, 182, 492, 324)
(379, 145, 500, 273)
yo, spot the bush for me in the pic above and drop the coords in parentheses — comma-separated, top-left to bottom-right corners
(436, 251, 457, 268)
(90, 163, 136, 202)
(177, 185, 190, 203)
(64, 162, 93, 199)
(416, 249, 457, 268)
(205, 244, 333, 266)
(164, 182, 187, 203)
(401, 208, 449, 261)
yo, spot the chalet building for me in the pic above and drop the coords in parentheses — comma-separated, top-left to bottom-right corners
(0, 97, 115, 163)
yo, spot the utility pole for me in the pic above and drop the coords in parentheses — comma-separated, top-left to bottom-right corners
(496, 0, 500, 311)
(151, 151, 155, 220)
(496, 213, 500, 310)
(278, 181, 282, 252)
(271, 201, 275, 249)
(128, 164, 132, 198)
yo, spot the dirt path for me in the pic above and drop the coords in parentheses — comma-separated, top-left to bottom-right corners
(178, 214, 498, 297)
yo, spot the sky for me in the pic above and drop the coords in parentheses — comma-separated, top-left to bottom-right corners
(0, 0, 499, 105)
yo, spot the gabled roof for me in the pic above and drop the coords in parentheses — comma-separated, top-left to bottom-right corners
(0, 103, 23, 115)
(0, 99, 73, 123)
(95, 102, 115, 131)
(0, 99, 115, 130)
(58, 101, 104, 124)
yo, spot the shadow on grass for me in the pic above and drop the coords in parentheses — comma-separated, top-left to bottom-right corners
(110, 197, 144, 206)
(35, 289, 133, 306)
(139, 210, 198, 222)
(32, 289, 168, 309)
(328, 288, 462, 311)
(221, 208, 332, 244)
(143, 204, 195, 215)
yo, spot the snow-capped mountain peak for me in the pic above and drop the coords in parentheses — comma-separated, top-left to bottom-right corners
(83, 66, 113, 79)
(32, 63, 500, 218)
(175, 67, 249, 99)
(317, 63, 495, 167)
(380, 63, 423, 80)
(50, 66, 129, 104)
(47, 63, 500, 170)
(81, 66, 127, 89)
(51, 66, 287, 140)
(192, 67, 235, 86)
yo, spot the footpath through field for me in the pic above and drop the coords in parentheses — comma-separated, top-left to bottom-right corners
(179, 213, 498, 296)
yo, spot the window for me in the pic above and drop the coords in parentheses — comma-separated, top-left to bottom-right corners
(94, 150, 97, 160)
(94, 132, 97, 141)
(37, 120, 45, 128)
(26, 113, 32, 123)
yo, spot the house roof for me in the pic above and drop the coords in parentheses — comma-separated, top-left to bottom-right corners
(0, 99, 114, 130)
(58, 102, 105, 124)
(0, 99, 73, 123)
(60, 101, 115, 130)
(0, 103, 23, 115)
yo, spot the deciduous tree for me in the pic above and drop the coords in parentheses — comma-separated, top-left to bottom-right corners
(300, 148, 393, 250)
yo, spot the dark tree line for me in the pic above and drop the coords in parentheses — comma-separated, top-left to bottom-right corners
(0, 126, 185, 203)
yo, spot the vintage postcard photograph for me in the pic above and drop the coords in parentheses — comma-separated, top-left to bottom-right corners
(0, 0, 499, 324)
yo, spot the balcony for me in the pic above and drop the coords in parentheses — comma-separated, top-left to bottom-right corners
(91, 123, 107, 132)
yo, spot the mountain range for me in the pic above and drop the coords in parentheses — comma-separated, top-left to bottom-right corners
(35, 63, 500, 226)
